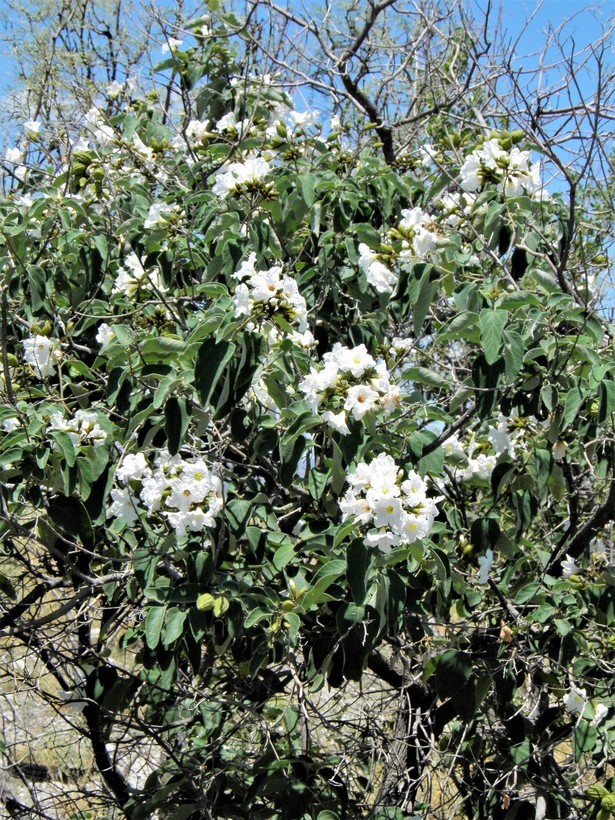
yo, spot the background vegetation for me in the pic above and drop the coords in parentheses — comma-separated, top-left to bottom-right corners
(0, 1, 613, 817)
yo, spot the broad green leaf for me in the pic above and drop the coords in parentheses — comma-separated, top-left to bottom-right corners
(479, 309, 508, 365)
(163, 607, 187, 647)
(436, 650, 472, 698)
(273, 541, 295, 571)
(194, 338, 236, 408)
(144, 606, 166, 649)
(574, 723, 598, 759)
(403, 366, 450, 389)
(563, 386, 585, 429)
(164, 396, 191, 456)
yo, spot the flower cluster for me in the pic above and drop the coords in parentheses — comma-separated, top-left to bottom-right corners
(340, 453, 441, 551)
(358, 206, 440, 294)
(212, 155, 272, 198)
(442, 414, 528, 483)
(300, 343, 401, 434)
(108, 450, 223, 536)
(23, 335, 61, 378)
(112, 252, 166, 299)
(48, 409, 107, 446)
(143, 201, 181, 230)
(232, 253, 312, 344)
(459, 138, 541, 198)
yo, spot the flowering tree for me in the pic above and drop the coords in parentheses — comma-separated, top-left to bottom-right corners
(0, 3, 614, 818)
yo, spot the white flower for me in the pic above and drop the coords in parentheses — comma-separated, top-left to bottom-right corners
(358, 243, 397, 294)
(442, 434, 465, 459)
(477, 549, 494, 584)
(5, 146, 23, 165)
(372, 496, 404, 530)
(392, 337, 413, 355)
(161, 37, 184, 53)
(24, 120, 42, 137)
(233, 263, 308, 336)
(399, 512, 431, 544)
(463, 454, 497, 483)
(215, 112, 252, 134)
(341, 457, 439, 551)
(113, 253, 165, 298)
(552, 440, 568, 462)
(98, 126, 117, 145)
(233, 283, 252, 317)
(289, 329, 316, 348)
(592, 703, 609, 727)
(140, 473, 168, 512)
(365, 528, 399, 551)
(23, 335, 60, 378)
(106, 80, 124, 99)
(380, 385, 402, 413)
(233, 253, 259, 281)
(288, 109, 318, 128)
(459, 153, 483, 192)
(565, 685, 587, 715)
(342, 345, 377, 379)
(322, 410, 350, 435)
(487, 415, 515, 456)
(108, 487, 140, 526)
(330, 115, 341, 132)
(2, 417, 20, 432)
(212, 155, 271, 198)
(460, 138, 541, 198)
(49, 410, 107, 447)
(14, 193, 34, 209)
(185, 120, 210, 144)
(144, 201, 179, 230)
(250, 267, 282, 302)
(116, 453, 150, 484)
(344, 384, 380, 420)
(96, 323, 115, 347)
(561, 554, 579, 578)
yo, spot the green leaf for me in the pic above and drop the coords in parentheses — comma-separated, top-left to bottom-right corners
(48, 496, 94, 549)
(144, 606, 166, 650)
(347, 539, 372, 605)
(273, 541, 295, 571)
(165, 396, 191, 456)
(140, 336, 185, 363)
(599, 379, 615, 423)
(438, 311, 480, 343)
(403, 366, 450, 389)
(574, 722, 598, 759)
(563, 385, 584, 429)
(300, 173, 317, 206)
(479, 309, 507, 365)
(510, 738, 531, 767)
(436, 650, 472, 698)
(163, 607, 187, 647)
(92, 234, 108, 262)
(194, 338, 236, 408)
(413, 268, 439, 335)
(497, 290, 541, 309)
(514, 583, 540, 604)
(302, 560, 346, 608)
(503, 329, 524, 380)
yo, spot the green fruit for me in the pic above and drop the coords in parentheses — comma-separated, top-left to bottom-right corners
(601, 794, 615, 812)
(586, 785, 609, 801)
(196, 593, 215, 612)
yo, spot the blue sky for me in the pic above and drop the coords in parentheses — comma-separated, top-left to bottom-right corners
(1, 0, 611, 111)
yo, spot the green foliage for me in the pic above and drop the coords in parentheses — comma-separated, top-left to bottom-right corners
(0, 10, 613, 820)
